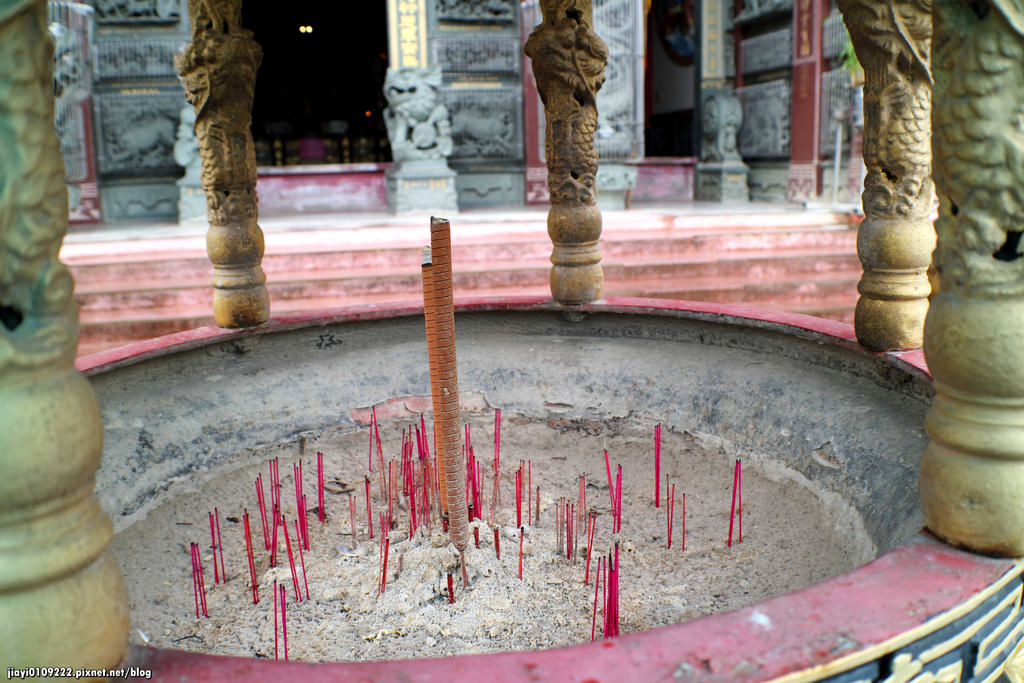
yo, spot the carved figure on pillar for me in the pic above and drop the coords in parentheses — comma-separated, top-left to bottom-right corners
(0, 0, 128, 670)
(383, 68, 454, 162)
(920, 0, 1024, 557)
(524, 0, 608, 305)
(839, 0, 935, 350)
(700, 90, 743, 163)
(696, 89, 749, 202)
(175, 0, 269, 327)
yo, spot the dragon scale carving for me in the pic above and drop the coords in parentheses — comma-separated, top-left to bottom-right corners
(839, 0, 935, 351)
(524, 0, 608, 305)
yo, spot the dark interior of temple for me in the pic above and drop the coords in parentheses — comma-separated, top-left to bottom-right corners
(242, 3, 390, 165)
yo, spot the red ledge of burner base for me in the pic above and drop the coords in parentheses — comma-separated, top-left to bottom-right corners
(125, 535, 1018, 682)
(75, 296, 928, 379)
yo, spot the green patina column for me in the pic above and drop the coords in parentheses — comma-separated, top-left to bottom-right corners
(839, 0, 935, 351)
(176, 0, 269, 328)
(0, 0, 129, 672)
(920, 0, 1024, 556)
(525, 0, 608, 305)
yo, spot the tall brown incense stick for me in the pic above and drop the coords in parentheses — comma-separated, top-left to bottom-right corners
(423, 217, 470, 556)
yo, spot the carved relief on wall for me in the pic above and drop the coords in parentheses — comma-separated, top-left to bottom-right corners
(93, 91, 182, 174)
(442, 88, 521, 161)
(435, 0, 516, 23)
(432, 37, 520, 74)
(95, 39, 186, 81)
(737, 79, 791, 158)
(91, 0, 182, 23)
(594, 0, 644, 161)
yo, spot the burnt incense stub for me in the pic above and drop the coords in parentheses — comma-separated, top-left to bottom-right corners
(175, 0, 269, 328)
(524, 0, 608, 305)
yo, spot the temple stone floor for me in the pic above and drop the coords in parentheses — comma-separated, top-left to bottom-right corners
(62, 200, 862, 358)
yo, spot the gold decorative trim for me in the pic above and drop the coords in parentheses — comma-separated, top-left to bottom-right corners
(770, 561, 1024, 682)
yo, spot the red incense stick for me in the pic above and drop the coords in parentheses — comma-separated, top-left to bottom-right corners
(215, 507, 225, 582)
(655, 423, 661, 508)
(364, 476, 374, 539)
(294, 519, 310, 601)
(317, 451, 326, 524)
(273, 579, 278, 659)
(667, 483, 675, 549)
(518, 526, 524, 579)
(243, 510, 259, 604)
(447, 572, 454, 604)
(280, 583, 288, 661)
(728, 459, 740, 547)
(282, 517, 301, 602)
(270, 505, 279, 566)
(738, 460, 743, 543)
(208, 512, 219, 584)
(190, 543, 200, 619)
(603, 449, 614, 512)
(256, 475, 270, 550)
(585, 510, 596, 584)
(193, 543, 208, 618)
(615, 465, 623, 533)
(493, 526, 501, 559)
(591, 556, 603, 641)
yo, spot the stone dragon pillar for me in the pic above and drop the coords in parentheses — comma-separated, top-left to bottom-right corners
(919, 0, 1024, 557)
(0, 0, 128, 670)
(838, 0, 935, 351)
(175, 0, 269, 328)
(524, 0, 608, 305)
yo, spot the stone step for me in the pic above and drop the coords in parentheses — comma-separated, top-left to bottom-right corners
(73, 249, 860, 313)
(76, 270, 861, 357)
(66, 223, 855, 288)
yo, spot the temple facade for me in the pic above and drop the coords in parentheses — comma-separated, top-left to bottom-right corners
(55, 0, 861, 222)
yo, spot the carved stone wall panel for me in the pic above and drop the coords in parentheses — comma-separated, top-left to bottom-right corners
(734, 0, 794, 25)
(93, 88, 182, 174)
(820, 68, 852, 156)
(441, 87, 522, 161)
(435, 0, 516, 23)
(740, 27, 793, 74)
(95, 38, 186, 81)
(100, 181, 178, 218)
(432, 36, 520, 75)
(90, 0, 182, 24)
(822, 12, 848, 60)
(594, 0, 644, 160)
(737, 79, 791, 158)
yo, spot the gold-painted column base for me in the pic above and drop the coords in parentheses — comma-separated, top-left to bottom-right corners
(0, 551, 128, 675)
(920, 294, 1024, 557)
(547, 204, 604, 305)
(854, 296, 930, 351)
(920, 441, 1024, 557)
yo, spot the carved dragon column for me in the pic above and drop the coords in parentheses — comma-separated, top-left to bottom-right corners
(919, 0, 1024, 556)
(524, 0, 608, 305)
(838, 0, 935, 351)
(175, 0, 269, 328)
(0, 0, 128, 670)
